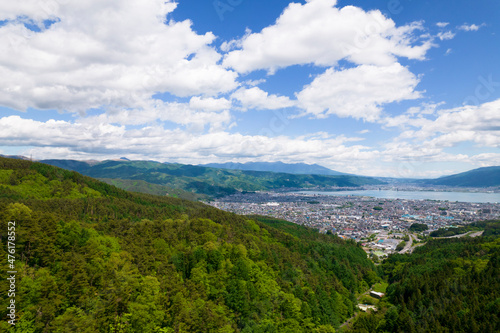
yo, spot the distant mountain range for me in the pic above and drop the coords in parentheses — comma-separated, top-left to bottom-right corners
(5, 155, 499, 198)
(420, 166, 500, 187)
(39, 159, 382, 198)
(0, 154, 31, 160)
(200, 161, 348, 176)
(40, 159, 95, 172)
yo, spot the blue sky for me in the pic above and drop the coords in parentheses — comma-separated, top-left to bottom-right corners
(0, 0, 499, 177)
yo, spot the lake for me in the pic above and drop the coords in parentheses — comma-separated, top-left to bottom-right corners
(294, 190, 500, 204)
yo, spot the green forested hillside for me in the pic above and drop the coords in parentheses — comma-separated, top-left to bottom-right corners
(99, 178, 207, 201)
(346, 225, 500, 332)
(421, 166, 500, 187)
(200, 162, 347, 176)
(41, 159, 384, 198)
(0, 157, 376, 332)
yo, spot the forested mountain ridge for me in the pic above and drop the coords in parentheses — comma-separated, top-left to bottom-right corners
(200, 161, 347, 176)
(39, 159, 384, 198)
(0, 157, 376, 332)
(100, 178, 208, 201)
(420, 166, 500, 187)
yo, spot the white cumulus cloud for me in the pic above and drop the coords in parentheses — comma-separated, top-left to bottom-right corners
(458, 23, 485, 32)
(296, 63, 422, 121)
(0, 0, 238, 113)
(0, 115, 379, 171)
(231, 87, 295, 110)
(223, 0, 433, 73)
(437, 31, 455, 40)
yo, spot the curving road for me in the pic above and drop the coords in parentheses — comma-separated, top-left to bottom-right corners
(449, 230, 484, 238)
(399, 234, 415, 254)
(402, 230, 484, 255)
(433, 230, 485, 240)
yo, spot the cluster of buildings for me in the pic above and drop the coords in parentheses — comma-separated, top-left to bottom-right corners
(207, 190, 500, 256)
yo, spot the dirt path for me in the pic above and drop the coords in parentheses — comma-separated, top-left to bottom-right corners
(339, 288, 373, 329)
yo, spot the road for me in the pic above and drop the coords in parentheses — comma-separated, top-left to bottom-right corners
(399, 234, 415, 254)
(403, 230, 485, 254)
(433, 230, 485, 239)
(340, 230, 485, 328)
(449, 230, 484, 238)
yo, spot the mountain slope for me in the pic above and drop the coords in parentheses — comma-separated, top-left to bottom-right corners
(99, 178, 207, 201)
(0, 156, 376, 332)
(39, 158, 94, 173)
(41, 159, 384, 198)
(423, 166, 500, 187)
(201, 161, 347, 176)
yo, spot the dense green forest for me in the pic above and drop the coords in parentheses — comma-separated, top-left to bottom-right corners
(40, 159, 384, 198)
(408, 223, 428, 232)
(0, 157, 376, 332)
(346, 221, 500, 332)
(200, 162, 346, 176)
(99, 178, 207, 201)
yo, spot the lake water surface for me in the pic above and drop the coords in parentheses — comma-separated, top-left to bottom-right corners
(294, 190, 500, 204)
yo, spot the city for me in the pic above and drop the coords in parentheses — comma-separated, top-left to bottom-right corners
(207, 189, 500, 258)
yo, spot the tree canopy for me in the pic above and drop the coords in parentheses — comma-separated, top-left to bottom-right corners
(0, 157, 376, 332)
